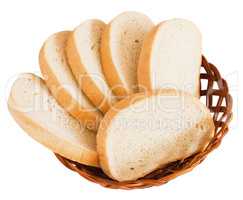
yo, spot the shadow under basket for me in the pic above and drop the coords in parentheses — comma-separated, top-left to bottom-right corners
(55, 56, 233, 189)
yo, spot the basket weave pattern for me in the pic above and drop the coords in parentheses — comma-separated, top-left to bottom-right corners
(55, 56, 233, 189)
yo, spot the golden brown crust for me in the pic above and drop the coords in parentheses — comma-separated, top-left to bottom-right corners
(66, 32, 111, 113)
(39, 44, 102, 131)
(97, 89, 214, 180)
(195, 59, 201, 98)
(100, 23, 129, 98)
(8, 97, 99, 167)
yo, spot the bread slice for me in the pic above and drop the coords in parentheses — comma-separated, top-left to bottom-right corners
(8, 73, 99, 167)
(138, 19, 202, 97)
(101, 11, 154, 97)
(97, 89, 214, 181)
(39, 31, 102, 131)
(66, 20, 116, 113)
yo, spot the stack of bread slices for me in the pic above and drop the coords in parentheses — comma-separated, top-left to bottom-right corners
(8, 11, 214, 182)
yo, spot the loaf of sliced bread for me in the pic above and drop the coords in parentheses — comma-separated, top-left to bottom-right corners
(101, 11, 154, 97)
(66, 20, 115, 113)
(97, 89, 214, 181)
(8, 73, 99, 167)
(138, 19, 202, 97)
(39, 31, 102, 131)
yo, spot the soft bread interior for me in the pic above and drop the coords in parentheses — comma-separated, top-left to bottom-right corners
(97, 90, 214, 181)
(139, 19, 201, 96)
(104, 11, 154, 94)
(40, 31, 102, 130)
(8, 73, 98, 167)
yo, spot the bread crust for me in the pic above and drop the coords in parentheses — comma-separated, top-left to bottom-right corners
(100, 24, 129, 98)
(39, 33, 102, 131)
(66, 29, 111, 113)
(8, 94, 99, 167)
(97, 89, 214, 181)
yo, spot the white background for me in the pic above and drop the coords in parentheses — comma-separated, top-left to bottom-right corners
(0, 0, 242, 199)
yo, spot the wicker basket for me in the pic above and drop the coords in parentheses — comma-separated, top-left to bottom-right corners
(55, 56, 233, 189)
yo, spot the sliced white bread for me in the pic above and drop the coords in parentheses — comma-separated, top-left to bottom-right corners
(8, 73, 99, 167)
(39, 31, 102, 131)
(97, 89, 214, 181)
(66, 20, 116, 113)
(101, 11, 154, 97)
(138, 19, 202, 97)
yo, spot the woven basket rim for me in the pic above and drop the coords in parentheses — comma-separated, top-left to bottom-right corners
(55, 56, 233, 189)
